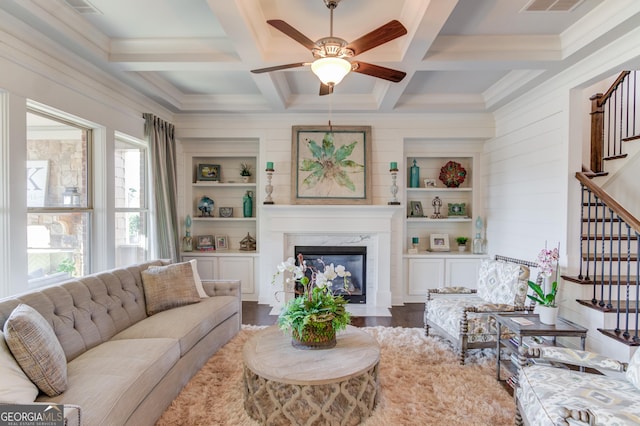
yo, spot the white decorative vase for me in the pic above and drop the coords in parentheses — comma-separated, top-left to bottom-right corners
(458, 245, 466, 252)
(538, 305, 559, 325)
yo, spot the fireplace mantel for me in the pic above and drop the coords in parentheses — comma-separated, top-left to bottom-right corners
(259, 204, 402, 310)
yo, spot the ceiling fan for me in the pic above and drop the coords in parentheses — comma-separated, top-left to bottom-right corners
(250, 0, 407, 95)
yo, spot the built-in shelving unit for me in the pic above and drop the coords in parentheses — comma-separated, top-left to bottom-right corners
(404, 155, 476, 252)
(178, 139, 260, 299)
(402, 143, 488, 302)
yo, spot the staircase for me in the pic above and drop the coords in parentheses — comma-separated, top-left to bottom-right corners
(563, 71, 640, 357)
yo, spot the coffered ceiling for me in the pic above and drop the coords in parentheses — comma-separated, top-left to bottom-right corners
(3, 0, 637, 114)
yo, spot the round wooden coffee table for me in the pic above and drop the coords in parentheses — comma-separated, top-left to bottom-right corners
(242, 325, 380, 425)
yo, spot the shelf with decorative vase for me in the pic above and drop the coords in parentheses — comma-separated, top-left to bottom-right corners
(178, 139, 260, 301)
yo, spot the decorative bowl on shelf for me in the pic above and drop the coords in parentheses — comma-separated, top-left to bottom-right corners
(439, 161, 467, 188)
(219, 207, 233, 218)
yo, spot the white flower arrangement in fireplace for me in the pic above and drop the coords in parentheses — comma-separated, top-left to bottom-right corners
(272, 253, 352, 347)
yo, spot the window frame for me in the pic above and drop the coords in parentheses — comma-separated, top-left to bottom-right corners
(26, 108, 94, 280)
(114, 132, 150, 267)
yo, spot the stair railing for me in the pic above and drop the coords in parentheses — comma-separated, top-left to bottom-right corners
(590, 70, 639, 173)
(576, 172, 640, 345)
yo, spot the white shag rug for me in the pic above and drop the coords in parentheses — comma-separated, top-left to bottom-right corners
(157, 326, 514, 425)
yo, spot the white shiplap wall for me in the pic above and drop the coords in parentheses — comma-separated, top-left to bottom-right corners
(485, 25, 640, 359)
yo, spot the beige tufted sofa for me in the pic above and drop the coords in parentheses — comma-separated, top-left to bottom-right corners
(0, 260, 241, 426)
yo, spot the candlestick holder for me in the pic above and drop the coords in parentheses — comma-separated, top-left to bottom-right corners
(388, 167, 400, 205)
(264, 167, 275, 204)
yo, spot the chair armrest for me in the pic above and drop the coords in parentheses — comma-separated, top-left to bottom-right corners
(426, 287, 476, 301)
(202, 279, 241, 298)
(524, 347, 628, 372)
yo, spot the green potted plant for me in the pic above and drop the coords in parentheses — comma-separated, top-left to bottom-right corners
(455, 236, 468, 252)
(528, 246, 560, 324)
(240, 163, 252, 183)
(272, 254, 351, 349)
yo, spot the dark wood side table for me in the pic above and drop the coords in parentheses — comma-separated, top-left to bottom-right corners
(493, 313, 588, 385)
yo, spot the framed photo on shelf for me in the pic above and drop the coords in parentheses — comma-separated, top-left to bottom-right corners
(409, 201, 424, 217)
(291, 125, 372, 205)
(424, 178, 437, 188)
(448, 203, 467, 217)
(215, 235, 228, 250)
(197, 164, 220, 182)
(429, 233, 450, 252)
(197, 235, 214, 250)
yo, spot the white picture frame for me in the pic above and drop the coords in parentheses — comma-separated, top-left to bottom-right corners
(429, 233, 450, 252)
(215, 235, 228, 250)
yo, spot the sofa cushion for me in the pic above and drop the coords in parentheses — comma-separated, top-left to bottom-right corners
(111, 295, 238, 356)
(0, 330, 39, 403)
(188, 259, 208, 298)
(477, 260, 529, 306)
(141, 262, 201, 315)
(518, 364, 640, 425)
(3, 304, 67, 396)
(626, 346, 640, 389)
(37, 338, 179, 426)
(425, 294, 515, 343)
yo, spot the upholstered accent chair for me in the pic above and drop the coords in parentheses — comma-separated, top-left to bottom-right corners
(517, 346, 640, 425)
(424, 255, 539, 364)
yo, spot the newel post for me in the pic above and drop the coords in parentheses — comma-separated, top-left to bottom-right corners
(590, 93, 604, 173)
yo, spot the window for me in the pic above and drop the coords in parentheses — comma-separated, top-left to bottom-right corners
(114, 135, 149, 267)
(26, 111, 91, 287)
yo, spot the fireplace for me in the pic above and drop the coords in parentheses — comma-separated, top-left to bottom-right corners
(295, 246, 367, 304)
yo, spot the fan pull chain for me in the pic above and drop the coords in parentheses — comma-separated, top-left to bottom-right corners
(328, 92, 334, 132)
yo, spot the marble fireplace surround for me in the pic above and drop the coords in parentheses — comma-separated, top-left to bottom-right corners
(262, 205, 397, 315)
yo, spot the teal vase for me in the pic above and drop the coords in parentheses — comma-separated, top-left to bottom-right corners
(243, 191, 253, 218)
(409, 159, 420, 188)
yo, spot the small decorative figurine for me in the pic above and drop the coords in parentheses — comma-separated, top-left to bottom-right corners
(198, 196, 214, 217)
(182, 215, 193, 252)
(239, 233, 256, 251)
(431, 196, 443, 219)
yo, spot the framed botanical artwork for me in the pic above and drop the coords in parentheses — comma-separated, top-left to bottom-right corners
(429, 234, 450, 252)
(291, 125, 372, 204)
(197, 164, 220, 181)
(408, 201, 424, 217)
(215, 235, 228, 250)
(197, 235, 214, 250)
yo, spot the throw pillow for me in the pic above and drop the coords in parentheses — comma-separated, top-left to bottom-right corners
(626, 345, 640, 389)
(141, 261, 201, 315)
(189, 259, 208, 298)
(3, 304, 67, 397)
(477, 260, 529, 306)
(0, 330, 39, 403)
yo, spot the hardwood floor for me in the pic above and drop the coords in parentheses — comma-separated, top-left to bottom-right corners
(242, 302, 426, 328)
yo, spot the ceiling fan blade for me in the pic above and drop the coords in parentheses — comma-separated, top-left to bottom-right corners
(351, 61, 406, 83)
(346, 20, 407, 56)
(319, 83, 333, 96)
(251, 62, 307, 74)
(267, 19, 316, 51)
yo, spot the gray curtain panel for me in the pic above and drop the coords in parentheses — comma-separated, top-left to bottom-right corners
(144, 113, 179, 261)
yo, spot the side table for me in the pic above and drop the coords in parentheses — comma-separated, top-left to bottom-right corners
(494, 313, 587, 386)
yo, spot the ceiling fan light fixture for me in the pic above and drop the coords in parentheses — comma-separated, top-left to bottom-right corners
(311, 57, 351, 86)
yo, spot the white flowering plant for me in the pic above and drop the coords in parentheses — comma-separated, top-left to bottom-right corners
(272, 253, 352, 339)
(528, 246, 560, 307)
